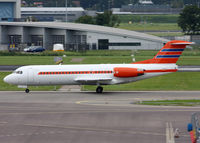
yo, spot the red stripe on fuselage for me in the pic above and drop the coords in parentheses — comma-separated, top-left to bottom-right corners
(38, 71, 113, 75)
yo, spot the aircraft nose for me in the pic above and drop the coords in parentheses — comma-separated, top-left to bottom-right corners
(3, 75, 13, 84)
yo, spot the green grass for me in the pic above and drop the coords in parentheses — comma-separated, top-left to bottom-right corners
(0, 50, 133, 57)
(85, 50, 133, 56)
(1, 55, 200, 65)
(137, 100, 200, 106)
(0, 56, 132, 65)
(81, 56, 133, 64)
(0, 72, 60, 91)
(177, 56, 200, 65)
(117, 14, 179, 23)
(1, 50, 200, 65)
(0, 56, 72, 65)
(81, 56, 200, 65)
(83, 72, 200, 91)
(117, 23, 181, 31)
(148, 32, 184, 37)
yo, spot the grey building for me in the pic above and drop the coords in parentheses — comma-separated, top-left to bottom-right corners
(0, 0, 21, 21)
(21, 7, 85, 22)
(0, 22, 168, 51)
(121, 4, 182, 14)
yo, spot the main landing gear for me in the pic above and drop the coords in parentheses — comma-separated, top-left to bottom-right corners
(96, 86, 103, 93)
(25, 88, 30, 93)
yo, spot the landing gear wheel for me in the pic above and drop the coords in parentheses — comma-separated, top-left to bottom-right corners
(25, 89, 30, 93)
(96, 86, 103, 93)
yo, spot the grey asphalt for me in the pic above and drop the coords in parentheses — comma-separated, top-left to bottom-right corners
(178, 66, 200, 72)
(0, 91, 200, 143)
(0, 65, 22, 71)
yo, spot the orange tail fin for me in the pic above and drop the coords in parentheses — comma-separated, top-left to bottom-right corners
(133, 40, 194, 64)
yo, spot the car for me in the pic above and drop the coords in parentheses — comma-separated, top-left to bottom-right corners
(24, 46, 45, 52)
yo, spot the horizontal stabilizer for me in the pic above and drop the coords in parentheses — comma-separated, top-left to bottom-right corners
(171, 42, 195, 45)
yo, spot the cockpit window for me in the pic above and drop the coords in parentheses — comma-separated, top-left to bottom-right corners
(13, 71, 23, 74)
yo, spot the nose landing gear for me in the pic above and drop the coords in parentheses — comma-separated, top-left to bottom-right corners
(96, 86, 103, 93)
(25, 89, 30, 93)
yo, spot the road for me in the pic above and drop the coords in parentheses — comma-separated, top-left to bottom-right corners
(0, 65, 22, 71)
(0, 91, 199, 143)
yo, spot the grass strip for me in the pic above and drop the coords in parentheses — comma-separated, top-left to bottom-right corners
(1, 55, 200, 65)
(117, 23, 181, 31)
(117, 14, 179, 23)
(137, 100, 200, 106)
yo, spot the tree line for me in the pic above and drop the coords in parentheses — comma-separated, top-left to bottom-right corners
(76, 5, 200, 35)
(76, 11, 120, 27)
(178, 5, 200, 35)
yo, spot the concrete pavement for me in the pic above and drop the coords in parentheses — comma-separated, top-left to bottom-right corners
(0, 91, 199, 143)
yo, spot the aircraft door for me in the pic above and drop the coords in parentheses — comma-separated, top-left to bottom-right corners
(27, 68, 34, 85)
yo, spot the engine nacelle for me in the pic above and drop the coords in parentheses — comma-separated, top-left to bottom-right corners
(114, 67, 144, 78)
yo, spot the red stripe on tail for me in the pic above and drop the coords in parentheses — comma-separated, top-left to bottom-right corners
(133, 40, 194, 64)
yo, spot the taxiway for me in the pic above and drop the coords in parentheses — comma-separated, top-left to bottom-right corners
(0, 91, 199, 143)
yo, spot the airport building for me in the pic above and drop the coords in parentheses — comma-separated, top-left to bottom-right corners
(0, 0, 21, 21)
(0, 0, 168, 51)
(21, 7, 85, 22)
(0, 22, 168, 51)
(121, 0, 182, 14)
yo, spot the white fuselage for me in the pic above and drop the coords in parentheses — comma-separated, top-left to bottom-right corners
(4, 64, 178, 86)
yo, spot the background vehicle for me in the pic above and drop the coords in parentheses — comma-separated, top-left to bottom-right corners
(24, 46, 45, 52)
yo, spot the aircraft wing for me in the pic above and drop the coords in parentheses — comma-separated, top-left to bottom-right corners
(75, 77, 112, 84)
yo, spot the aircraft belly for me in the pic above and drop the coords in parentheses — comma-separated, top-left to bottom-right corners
(36, 75, 77, 85)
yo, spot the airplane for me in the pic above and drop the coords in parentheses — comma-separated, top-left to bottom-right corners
(3, 40, 193, 93)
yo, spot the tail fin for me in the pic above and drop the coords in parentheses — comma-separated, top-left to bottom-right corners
(133, 40, 194, 64)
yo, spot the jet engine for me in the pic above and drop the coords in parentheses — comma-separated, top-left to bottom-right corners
(114, 67, 144, 78)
